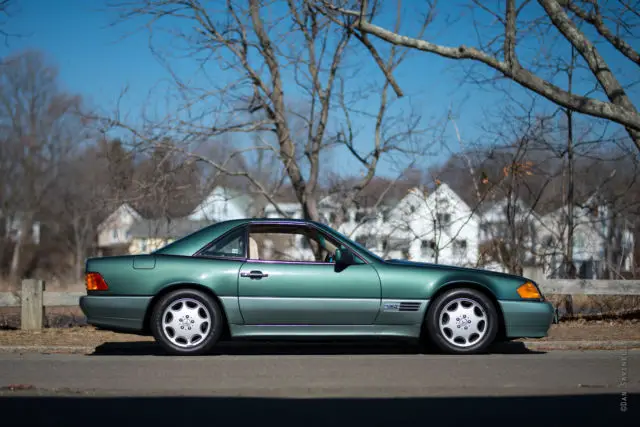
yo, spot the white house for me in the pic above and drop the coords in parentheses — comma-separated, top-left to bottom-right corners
(264, 201, 305, 219)
(387, 183, 480, 266)
(478, 198, 534, 241)
(93, 181, 634, 276)
(338, 183, 481, 266)
(188, 186, 251, 222)
(537, 197, 635, 279)
(97, 203, 142, 249)
(263, 196, 339, 223)
(476, 197, 542, 270)
(97, 187, 254, 255)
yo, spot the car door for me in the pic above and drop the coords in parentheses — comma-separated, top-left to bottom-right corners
(238, 223, 382, 325)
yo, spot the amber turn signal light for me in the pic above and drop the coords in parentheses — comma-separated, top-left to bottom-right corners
(517, 281, 541, 299)
(86, 272, 109, 291)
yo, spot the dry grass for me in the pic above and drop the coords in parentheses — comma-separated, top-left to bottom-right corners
(0, 326, 153, 347)
(0, 307, 87, 329)
(545, 294, 640, 319)
(538, 319, 640, 341)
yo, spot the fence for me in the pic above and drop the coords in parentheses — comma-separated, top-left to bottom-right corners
(0, 278, 639, 330)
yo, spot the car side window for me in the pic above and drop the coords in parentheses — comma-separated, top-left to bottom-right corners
(199, 228, 246, 258)
(248, 224, 340, 263)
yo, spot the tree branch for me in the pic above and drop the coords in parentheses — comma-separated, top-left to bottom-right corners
(323, 1, 640, 150)
(557, 0, 640, 66)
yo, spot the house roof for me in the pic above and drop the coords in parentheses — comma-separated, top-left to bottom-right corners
(98, 203, 142, 231)
(323, 177, 416, 209)
(189, 186, 254, 219)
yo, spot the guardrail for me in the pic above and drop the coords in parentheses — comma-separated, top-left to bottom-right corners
(0, 278, 639, 330)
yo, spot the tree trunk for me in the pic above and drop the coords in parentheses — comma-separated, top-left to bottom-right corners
(302, 196, 319, 222)
(9, 217, 31, 285)
(73, 217, 85, 282)
(562, 45, 577, 316)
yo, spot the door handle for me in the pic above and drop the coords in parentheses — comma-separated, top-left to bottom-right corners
(241, 270, 269, 279)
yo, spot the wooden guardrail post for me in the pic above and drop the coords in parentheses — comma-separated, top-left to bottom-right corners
(21, 279, 45, 330)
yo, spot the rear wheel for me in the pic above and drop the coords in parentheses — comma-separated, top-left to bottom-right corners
(426, 288, 498, 354)
(150, 289, 223, 356)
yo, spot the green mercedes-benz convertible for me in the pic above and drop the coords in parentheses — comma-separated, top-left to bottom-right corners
(80, 218, 554, 355)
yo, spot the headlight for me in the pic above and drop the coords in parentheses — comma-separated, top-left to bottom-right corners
(517, 281, 542, 300)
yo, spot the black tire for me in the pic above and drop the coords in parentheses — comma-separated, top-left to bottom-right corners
(150, 289, 224, 356)
(426, 288, 498, 355)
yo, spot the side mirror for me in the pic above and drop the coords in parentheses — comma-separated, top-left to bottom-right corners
(334, 247, 354, 267)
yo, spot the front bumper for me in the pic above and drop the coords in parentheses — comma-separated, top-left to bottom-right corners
(499, 300, 555, 338)
(79, 295, 152, 333)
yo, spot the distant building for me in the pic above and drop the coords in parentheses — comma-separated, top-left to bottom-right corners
(97, 204, 142, 254)
(338, 183, 480, 267)
(537, 194, 635, 279)
(188, 186, 252, 222)
(96, 186, 253, 255)
(127, 218, 213, 254)
(93, 182, 634, 278)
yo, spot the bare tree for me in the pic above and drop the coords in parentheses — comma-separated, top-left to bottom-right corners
(0, 0, 16, 43)
(104, 0, 428, 222)
(52, 149, 108, 281)
(0, 50, 87, 283)
(319, 0, 640, 151)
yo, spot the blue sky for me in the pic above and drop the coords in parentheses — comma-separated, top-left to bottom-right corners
(1, 0, 636, 179)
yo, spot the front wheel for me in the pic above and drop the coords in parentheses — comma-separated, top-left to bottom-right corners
(150, 289, 224, 355)
(426, 288, 498, 354)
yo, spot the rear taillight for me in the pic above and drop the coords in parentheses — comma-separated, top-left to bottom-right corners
(86, 272, 109, 291)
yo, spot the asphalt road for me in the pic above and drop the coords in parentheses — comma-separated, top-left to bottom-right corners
(0, 344, 637, 426)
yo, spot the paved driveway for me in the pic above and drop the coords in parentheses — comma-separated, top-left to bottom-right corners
(0, 346, 637, 426)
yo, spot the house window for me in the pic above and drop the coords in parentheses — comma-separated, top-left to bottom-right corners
(503, 204, 521, 217)
(421, 240, 436, 257)
(436, 213, 451, 233)
(436, 197, 449, 209)
(384, 238, 408, 254)
(452, 240, 467, 257)
(112, 229, 118, 239)
(436, 213, 451, 225)
(480, 223, 489, 240)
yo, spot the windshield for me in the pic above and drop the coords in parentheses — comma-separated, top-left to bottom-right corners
(313, 222, 385, 263)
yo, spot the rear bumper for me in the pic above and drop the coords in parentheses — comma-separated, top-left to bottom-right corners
(499, 300, 555, 338)
(79, 295, 152, 333)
